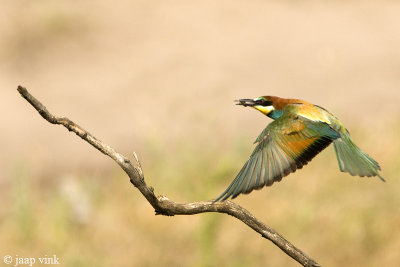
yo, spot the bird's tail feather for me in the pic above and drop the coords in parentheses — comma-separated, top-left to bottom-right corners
(333, 134, 384, 181)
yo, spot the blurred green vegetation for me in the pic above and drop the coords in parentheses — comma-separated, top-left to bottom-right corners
(1, 122, 399, 267)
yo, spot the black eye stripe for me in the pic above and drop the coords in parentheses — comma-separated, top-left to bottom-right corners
(255, 99, 273, 106)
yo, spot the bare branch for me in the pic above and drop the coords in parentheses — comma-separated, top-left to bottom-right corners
(17, 85, 321, 267)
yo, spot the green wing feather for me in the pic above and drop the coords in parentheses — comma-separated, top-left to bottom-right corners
(215, 112, 339, 201)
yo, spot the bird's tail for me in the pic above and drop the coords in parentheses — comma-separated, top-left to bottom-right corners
(333, 133, 384, 181)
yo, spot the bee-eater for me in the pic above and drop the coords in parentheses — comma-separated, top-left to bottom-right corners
(216, 96, 384, 201)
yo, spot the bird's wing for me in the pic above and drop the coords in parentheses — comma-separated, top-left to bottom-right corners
(215, 109, 340, 201)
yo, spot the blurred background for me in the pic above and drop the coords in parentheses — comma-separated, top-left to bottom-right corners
(1, 1, 400, 266)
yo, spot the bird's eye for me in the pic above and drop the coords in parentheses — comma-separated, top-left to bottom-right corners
(255, 99, 273, 106)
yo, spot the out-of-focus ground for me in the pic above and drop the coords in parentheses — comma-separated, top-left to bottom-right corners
(1, 1, 400, 266)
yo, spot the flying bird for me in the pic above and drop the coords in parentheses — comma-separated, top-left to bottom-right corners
(215, 96, 384, 201)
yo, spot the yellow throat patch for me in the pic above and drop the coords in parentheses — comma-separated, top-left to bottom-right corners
(253, 105, 275, 115)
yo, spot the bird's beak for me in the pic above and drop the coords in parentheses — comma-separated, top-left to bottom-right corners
(235, 99, 256, 107)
